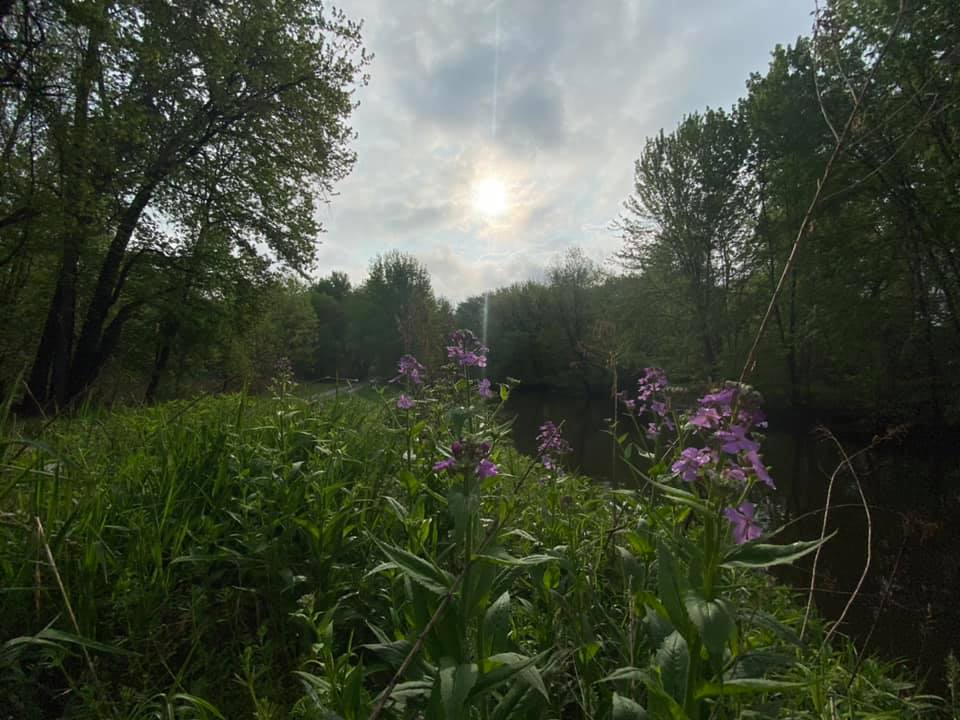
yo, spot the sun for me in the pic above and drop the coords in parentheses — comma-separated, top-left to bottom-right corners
(472, 177, 508, 217)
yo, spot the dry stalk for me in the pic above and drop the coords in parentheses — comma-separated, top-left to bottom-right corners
(34, 515, 101, 688)
(818, 429, 872, 648)
(798, 423, 905, 643)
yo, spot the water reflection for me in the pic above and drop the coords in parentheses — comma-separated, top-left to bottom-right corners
(507, 390, 959, 691)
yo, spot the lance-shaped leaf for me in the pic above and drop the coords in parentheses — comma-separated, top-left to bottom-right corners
(370, 540, 455, 594)
(720, 531, 837, 569)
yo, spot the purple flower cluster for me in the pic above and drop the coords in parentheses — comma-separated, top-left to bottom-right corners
(536, 420, 571, 471)
(683, 385, 774, 490)
(396, 394, 414, 410)
(395, 354, 425, 385)
(619, 367, 674, 439)
(671, 447, 716, 483)
(433, 439, 499, 479)
(446, 329, 488, 369)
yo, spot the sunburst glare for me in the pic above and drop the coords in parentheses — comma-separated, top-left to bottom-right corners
(472, 177, 508, 217)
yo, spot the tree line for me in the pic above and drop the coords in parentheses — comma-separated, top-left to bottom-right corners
(3, 0, 958, 426)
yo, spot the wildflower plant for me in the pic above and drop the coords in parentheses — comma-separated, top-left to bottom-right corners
(605, 370, 836, 717)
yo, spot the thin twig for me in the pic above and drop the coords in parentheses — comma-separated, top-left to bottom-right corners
(738, 0, 906, 386)
(35, 516, 101, 688)
(800, 444, 843, 641)
(799, 428, 892, 641)
(819, 429, 872, 648)
(845, 534, 906, 691)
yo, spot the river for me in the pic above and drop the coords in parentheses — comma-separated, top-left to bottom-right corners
(507, 389, 959, 692)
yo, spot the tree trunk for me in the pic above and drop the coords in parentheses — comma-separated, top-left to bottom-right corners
(21, 18, 101, 412)
(67, 183, 156, 399)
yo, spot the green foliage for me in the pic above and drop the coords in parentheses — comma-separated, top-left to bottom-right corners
(0, 350, 943, 718)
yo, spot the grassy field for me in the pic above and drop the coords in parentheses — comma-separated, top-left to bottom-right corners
(0, 381, 949, 719)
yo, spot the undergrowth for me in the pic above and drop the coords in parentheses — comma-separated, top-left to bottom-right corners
(0, 335, 946, 718)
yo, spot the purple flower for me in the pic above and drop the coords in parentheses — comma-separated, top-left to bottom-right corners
(689, 406, 722, 430)
(671, 447, 715, 483)
(476, 458, 499, 479)
(699, 387, 737, 411)
(446, 329, 489, 368)
(635, 367, 669, 414)
(396, 394, 414, 410)
(724, 502, 762, 544)
(433, 458, 456, 473)
(745, 450, 775, 489)
(395, 355, 426, 385)
(536, 421, 571, 471)
(477, 378, 494, 398)
(723, 466, 748, 484)
(715, 424, 760, 455)
(434, 438, 497, 478)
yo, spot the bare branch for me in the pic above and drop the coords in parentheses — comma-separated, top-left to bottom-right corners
(738, 0, 906, 386)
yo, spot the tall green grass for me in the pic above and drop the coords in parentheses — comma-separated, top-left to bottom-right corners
(0, 387, 945, 718)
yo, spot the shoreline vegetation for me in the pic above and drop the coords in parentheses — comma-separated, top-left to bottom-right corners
(2, 0, 958, 716)
(1, 335, 952, 718)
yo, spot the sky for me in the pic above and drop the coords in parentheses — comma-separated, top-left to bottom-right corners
(314, 0, 814, 303)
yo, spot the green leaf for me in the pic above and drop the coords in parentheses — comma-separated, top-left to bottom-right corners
(397, 469, 419, 494)
(169, 693, 226, 719)
(643, 605, 674, 649)
(447, 489, 478, 544)
(499, 384, 510, 402)
(360, 640, 413, 670)
(483, 591, 512, 656)
(684, 591, 734, 658)
(388, 679, 434, 702)
(649, 479, 709, 512)
(474, 550, 556, 566)
(382, 495, 408, 522)
(656, 542, 688, 633)
(655, 631, 689, 705)
(597, 667, 651, 684)
(470, 651, 548, 701)
(694, 678, 802, 699)
(613, 692, 648, 720)
(462, 557, 499, 618)
(720, 532, 837, 569)
(616, 545, 645, 584)
(737, 609, 801, 646)
(32, 628, 137, 657)
(371, 540, 454, 594)
(439, 660, 478, 719)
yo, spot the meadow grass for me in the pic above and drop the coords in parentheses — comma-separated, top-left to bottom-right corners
(0, 386, 947, 719)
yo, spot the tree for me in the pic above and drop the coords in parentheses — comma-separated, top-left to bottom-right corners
(2, 0, 368, 411)
(618, 109, 752, 373)
(547, 247, 605, 391)
(361, 251, 447, 375)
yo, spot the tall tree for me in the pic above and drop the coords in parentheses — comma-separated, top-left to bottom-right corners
(618, 108, 752, 373)
(2, 0, 368, 410)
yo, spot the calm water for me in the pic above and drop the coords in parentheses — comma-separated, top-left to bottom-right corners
(508, 390, 960, 690)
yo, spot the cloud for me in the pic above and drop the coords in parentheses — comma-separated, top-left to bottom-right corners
(318, 0, 813, 303)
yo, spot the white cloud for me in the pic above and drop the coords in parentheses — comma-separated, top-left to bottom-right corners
(316, 0, 813, 303)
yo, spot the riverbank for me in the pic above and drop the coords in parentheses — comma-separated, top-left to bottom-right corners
(0, 388, 949, 718)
